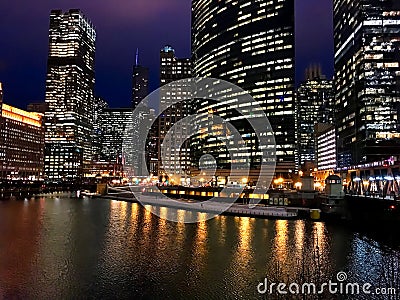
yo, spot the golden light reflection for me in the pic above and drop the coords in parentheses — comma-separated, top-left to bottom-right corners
(238, 217, 252, 251)
(175, 209, 186, 245)
(129, 203, 139, 237)
(217, 215, 227, 245)
(313, 222, 326, 253)
(120, 201, 127, 223)
(158, 207, 168, 235)
(227, 216, 255, 292)
(142, 205, 153, 238)
(192, 214, 208, 270)
(274, 220, 288, 265)
(294, 220, 305, 254)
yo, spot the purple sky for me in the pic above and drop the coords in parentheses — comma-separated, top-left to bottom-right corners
(0, 0, 333, 109)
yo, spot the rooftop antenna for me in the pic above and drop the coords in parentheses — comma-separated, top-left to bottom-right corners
(135, 48, 139, 66)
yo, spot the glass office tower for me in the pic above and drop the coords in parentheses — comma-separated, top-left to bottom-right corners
(334, 0, 400, 167)
(44, 9, 96, 181)
(192, 0, 295, 177)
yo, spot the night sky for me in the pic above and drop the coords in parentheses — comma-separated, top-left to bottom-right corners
(0, 0, 333, 110)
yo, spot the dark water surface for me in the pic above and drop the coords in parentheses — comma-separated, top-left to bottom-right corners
(0, 196, 399, 299)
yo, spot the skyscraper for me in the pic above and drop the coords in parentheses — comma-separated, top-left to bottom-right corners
(158, 45, 191, 184)
(132, 49, 149, 108)
(191, 0, 296, 177)
(98, 108, 133, 170)
(44, 9, 96, 181)
(334, 0, 400, 167)
(296, 67, 334, 168)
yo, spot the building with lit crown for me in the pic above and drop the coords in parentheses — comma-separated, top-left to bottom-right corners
(44, 9, 96, 181)
(334, 0, 400, 167)
(0, 84, 44, 180)
(191, 0, 296, 179)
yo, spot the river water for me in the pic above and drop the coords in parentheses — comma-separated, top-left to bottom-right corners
(0, 196, 399, 299)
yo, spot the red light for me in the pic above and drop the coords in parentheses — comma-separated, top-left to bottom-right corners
(390, 205, 396, 210)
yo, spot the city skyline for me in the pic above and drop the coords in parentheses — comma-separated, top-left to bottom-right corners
(0, 0, 333, 110)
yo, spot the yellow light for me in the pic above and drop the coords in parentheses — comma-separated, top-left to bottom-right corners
(278, 177, 284, 183)
(241, 177, 248, 184)
(294, 182, 302, 188)
(299, 171, 303, 177)
(314, 182, 322, 188)
(2, 104, 42, 127)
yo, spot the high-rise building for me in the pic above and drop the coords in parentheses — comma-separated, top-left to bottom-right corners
(315, 123, 337, 171)
(98, 108, 133, 171)
(132, 49, 149, 109)
(92, 96, 109, 162)
(158, 45, 191, 184)
(44, 9, 96, 181)
(191, 0, 296, 177)
(334, 0, 400, 167)
(296, 68, 334, 168)
(0, 102, 44, 180)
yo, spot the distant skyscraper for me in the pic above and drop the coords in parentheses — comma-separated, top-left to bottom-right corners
(158, 45, 191, 184)
(92, 96, 109, 162)
(98, 108, 133, 173)
(296, 68, 334, 168)
(44, 9, 96, 181)
(132, 49, 149, 108)
(27, 102, 48, 114)
(334, 0, 400, 167)
(192, 0, 296, 177)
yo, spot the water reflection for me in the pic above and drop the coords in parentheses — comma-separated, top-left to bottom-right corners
(1, 198, 400, 299)
(274, 220, 288, 267)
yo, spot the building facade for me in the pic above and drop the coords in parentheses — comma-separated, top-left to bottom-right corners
(296, 69, 334, 168)
(191, 0, 296, 178)
(98, 108, 133, 177)
(44, 9, 96, 181)
(315, 123, 337, 171)
(158, 45, 191, 184)
(334, 0, 400, 167)
(0, 102, 44, 180)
